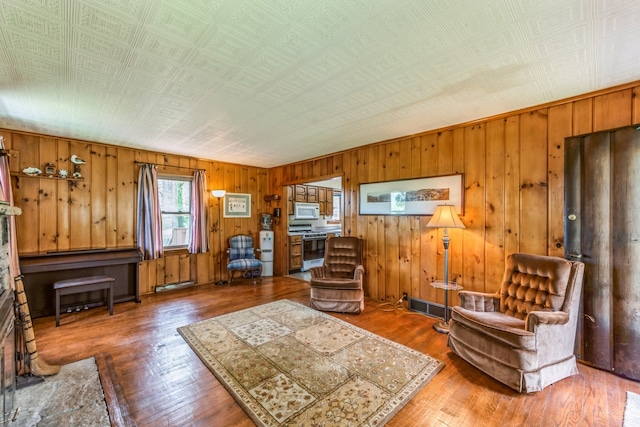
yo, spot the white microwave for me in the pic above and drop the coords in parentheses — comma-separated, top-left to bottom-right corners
(294, 202, 320, 220)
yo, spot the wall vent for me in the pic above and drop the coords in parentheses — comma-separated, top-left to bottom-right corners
(408, 296, 450, 319)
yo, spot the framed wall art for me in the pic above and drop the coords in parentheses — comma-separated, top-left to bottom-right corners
(359, 174, 464, 216)
(223, 193, 251, 218)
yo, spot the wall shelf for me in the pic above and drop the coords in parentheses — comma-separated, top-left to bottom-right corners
(10, 172, 84, 182)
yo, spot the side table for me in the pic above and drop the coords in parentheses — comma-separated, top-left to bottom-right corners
(430, 280, 463, 334)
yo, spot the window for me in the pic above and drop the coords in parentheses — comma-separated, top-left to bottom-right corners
(158, 176, 192, 248)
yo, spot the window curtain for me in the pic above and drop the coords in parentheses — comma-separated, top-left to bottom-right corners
(188, 169, 209, 254)
(136, 164, 163, 260)
(0, 137, 21, 285)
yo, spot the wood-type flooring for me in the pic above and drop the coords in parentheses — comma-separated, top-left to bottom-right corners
(30, 276, 640, 426)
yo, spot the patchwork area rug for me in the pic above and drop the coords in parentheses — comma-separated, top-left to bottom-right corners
(624, 391, 640, 427)
(178, 299, 444, 426)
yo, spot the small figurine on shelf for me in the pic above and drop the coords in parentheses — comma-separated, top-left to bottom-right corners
(44, 163, 56, 177)
(72, 171, 82, 179)
(58, 169, 68, 178)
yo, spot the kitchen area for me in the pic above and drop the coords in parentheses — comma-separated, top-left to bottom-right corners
(286, 178, 342, 275)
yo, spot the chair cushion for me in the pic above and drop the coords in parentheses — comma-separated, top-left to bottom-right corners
(310, 277, 361, 290)
(227, 259, 262, 270)
(228, 247, 255, 260)
(451, 306, 535, 351)
(499, 253, 573, 319)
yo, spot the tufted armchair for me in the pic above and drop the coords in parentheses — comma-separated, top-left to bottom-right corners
(309, 236, 365, 314)
(226, 235, 262, 284)
(447, 253, 585, 393)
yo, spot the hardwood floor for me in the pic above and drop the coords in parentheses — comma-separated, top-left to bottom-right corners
(31, 276, 639, 427)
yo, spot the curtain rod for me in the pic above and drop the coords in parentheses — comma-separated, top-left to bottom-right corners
(134, 160, 205, 172)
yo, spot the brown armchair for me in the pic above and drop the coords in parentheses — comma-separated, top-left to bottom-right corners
(309, 236, 365, 314)
(447, 253, 585, 393)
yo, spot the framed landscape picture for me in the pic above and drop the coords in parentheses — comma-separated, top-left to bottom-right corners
(223, 193, 251, 218)
(359, 174, 464, 216)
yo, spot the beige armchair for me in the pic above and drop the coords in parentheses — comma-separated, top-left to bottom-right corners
(447, 253, 585, 393)
(309, 236, 365, 314)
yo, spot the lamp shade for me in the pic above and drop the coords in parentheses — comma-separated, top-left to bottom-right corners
(426, 205, 465, 229)
(211, 189, 226, 198)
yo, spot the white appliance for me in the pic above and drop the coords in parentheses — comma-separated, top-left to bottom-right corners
(294, 202, 320, 220)
(259, 230, 274, 276)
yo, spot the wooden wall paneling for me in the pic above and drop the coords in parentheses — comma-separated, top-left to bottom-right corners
(363, 148, 379, 299)
(105, 146, 118, 248)
(420, 133, 439, 303)
(547, 103, 573, 257)
(56, 141, 70, 251)
(164, 253, 178, 284)
(461, 124, 486, 292)
(155, 257, 166, 287)
(573, 98, 593, 136)
(179, 252, 190, 283)
(13, 133, 40, 254)
(68, 141, 92, 249)
(38, 138, 58, 253)
(633, 86, 640, 124)
(372, 146, 386, 300)
(91, 144, 107, 249)
(504, 116, 521, 259)
(519, 110, 549, 255)
(117, 149, 135, 247)
(484, 119, 506, 288)
(593, 89, 633, 132)
(138, 260, 150, 295)
(409, 137, 422, 299)
(385, 142, 401, 302)
(449, 128, 466, 286)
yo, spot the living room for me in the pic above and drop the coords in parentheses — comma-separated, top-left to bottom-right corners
(2, 1, 640, 426)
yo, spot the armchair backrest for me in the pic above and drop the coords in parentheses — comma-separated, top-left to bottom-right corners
(228, 235, 256, 260)
(323, 237, 362, 278)
(498, 253, 578, 320)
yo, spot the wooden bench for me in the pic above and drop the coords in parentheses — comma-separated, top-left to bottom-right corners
(54, 275, 115, 327)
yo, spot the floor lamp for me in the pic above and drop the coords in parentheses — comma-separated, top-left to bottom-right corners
(426, 204, 465, 333)
(212, 190, 227, 286)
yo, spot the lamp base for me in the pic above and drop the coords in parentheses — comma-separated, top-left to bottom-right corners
(433, 321, 450, 334)
(214, 280, 228, 286)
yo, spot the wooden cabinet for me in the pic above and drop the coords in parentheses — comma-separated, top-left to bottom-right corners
(306, 185, 318, 202)
(294, 185, 307, 202)
(289, 235, 302, 271)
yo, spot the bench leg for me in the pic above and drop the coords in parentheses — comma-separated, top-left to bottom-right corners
(108, 284, 113, 315)
(55, 290, 60, 327)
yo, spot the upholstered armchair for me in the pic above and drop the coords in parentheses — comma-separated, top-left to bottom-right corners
(309, 236, 365, 314)
(447, 253, 585, 393)
(226, 235, 262, 284)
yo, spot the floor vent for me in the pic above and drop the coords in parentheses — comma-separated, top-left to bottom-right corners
(155, 281, 196, 293)
(407, 296, 449, 319)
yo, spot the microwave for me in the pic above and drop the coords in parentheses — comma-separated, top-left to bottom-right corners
(294, 202, 320, 220)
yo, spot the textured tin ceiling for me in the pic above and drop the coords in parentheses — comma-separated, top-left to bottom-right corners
(1, 0, 639, 168)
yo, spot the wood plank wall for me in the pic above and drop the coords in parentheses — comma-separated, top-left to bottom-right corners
(0, 129, 269, 294)
(270, 82, 640, 305)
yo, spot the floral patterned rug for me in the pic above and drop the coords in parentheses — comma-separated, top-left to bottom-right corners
(178, 299, 444, 426)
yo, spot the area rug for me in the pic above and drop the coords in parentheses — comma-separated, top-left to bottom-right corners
(178, 299, 444, 426)
(624, 391, 640, 427)
(12, 357, 110, 426)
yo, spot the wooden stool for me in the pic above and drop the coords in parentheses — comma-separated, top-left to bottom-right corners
(54, 275, 115, 327)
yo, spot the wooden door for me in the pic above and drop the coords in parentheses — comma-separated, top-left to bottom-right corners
(565, 125, 640, 380)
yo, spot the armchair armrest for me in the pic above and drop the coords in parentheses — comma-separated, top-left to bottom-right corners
(525, 310, 569, 332)
(353, 265, 364, 283)
(309, 266, 326, 279)
(458, 290, 500, 312)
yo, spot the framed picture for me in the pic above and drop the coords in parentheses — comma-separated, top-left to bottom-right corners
(223, 193, 251, 218)
(359, 174, 464, 216)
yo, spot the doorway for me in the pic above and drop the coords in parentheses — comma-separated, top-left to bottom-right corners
(565, 124, 640, 380)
